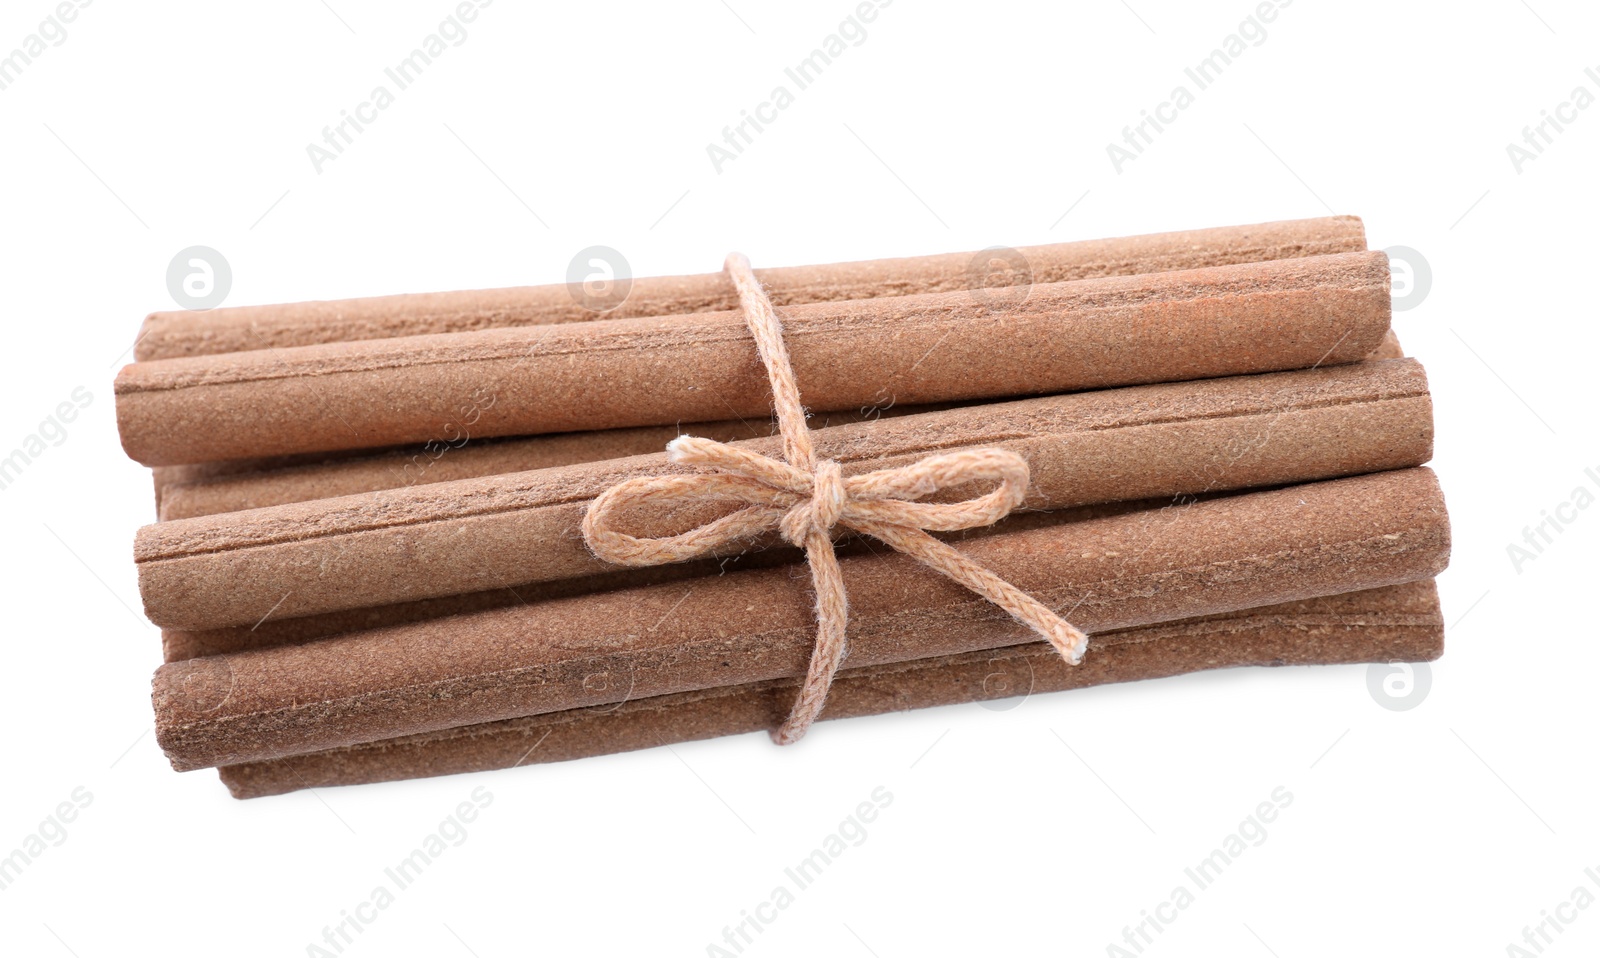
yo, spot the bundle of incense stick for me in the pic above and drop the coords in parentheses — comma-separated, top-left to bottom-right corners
(111, 217, 1452, 798)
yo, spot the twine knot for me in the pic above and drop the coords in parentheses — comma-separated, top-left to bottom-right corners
(781, 459, 845, 546)
(583, 252, 1089, 744)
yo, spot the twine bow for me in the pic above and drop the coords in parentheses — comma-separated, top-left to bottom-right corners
(582, 253, 1088, 744)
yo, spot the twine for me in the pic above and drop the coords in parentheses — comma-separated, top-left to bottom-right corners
(582, 253, 1088, 744)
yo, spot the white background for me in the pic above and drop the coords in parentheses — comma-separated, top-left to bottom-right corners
(1, 1, 1596, 955)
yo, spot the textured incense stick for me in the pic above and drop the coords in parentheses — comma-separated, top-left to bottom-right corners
(156, 500, 1170, 662)
(134, 216, 1368, 361)
(216, 580, 1443, 798)
(114, 251, 1391, 465)
(152, 468, 1451, 771)
(136, 358, 1432, 631)
(149, 330, 1404, 520)
(153, 408, 914, 520)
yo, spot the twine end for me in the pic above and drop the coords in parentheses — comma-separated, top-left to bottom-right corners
(1061, 630, 1089, 666)
(667, 435, 722, 466)
(770, 726, 803, 746)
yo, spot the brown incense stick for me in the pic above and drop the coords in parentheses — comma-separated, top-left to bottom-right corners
(152, 331, 1406, 521)
(114, 252, 1391, 465)
(136, 358, 1431, 631)
(216, 580, 1443, 798)
(134, 216, 1368, 361)
(153, 468, 1450, 771)
(153, 408, 919, 520)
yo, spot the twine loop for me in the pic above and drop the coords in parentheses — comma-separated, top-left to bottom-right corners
(582, 253, 1088, 744)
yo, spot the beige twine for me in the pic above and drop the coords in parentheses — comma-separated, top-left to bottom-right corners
(582, 253, 1089, 744)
